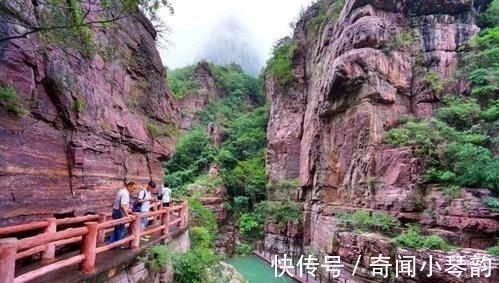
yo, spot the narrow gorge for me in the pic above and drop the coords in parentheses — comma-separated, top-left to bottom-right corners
(0, 0, 498, 282)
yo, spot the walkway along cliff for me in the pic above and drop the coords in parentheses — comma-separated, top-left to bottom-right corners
(265, 0, 499, 282)
(0, 1, 180, 227)
(0, 201, 189, 283)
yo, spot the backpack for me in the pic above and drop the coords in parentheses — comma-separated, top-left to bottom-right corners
(132, 189, 146, 212)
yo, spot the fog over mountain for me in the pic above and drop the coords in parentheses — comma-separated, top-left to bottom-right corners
(196, 16, 264, 75)
(158, 0, 314, 72)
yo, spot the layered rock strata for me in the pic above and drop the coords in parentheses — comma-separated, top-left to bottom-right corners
(265, 0, 499, 282)
(0, 2, 179, 226)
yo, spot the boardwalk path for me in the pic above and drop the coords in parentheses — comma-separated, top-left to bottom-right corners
(14, 214, 183, 283)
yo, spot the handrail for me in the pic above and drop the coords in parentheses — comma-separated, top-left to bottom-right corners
(0, 201, 188, 283)
(0, 221, 49, 237)
(56, 214, 99, 225)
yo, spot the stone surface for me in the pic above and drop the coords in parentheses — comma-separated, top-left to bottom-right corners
(106, 229, 190, 283)
(265, 0, 499, 282)
(178, 62, 220, 131)
(0, 3, 179, 226)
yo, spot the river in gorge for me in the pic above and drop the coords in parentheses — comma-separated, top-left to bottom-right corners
(224, 255, 296, 283)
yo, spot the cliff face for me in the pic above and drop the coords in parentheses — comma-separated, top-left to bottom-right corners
(0, 2, 179, 226)
(178, 62, 219, 131)
(266, 0, 498, 282)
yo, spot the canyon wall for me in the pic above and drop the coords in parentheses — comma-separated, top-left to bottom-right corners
(266, 0, 499, 282)
(0, 2, 179, 226)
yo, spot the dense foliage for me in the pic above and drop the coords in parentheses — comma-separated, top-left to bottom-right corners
(141, 243, 222, 283)
(306, 0, 345, 37)
(477, 0, 499, 28)
(167, 65, 201, 98)
(165, 62, 305, 251)
(238, 200, 302, 241)
(164, 63, 268, 206)
(266, 37, 295, 87)
(394, 225, 452, 251)
(187, 197, 218, 235)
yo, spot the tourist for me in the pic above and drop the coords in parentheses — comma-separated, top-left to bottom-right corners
(160, 182, 172, 208)
(108, 181, 136, 248)
(138, 181, 157, 241)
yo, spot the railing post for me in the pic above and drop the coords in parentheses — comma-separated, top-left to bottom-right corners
(130, 214, 141, 250)
(161, 207, 170, 236)
(0, 238, 17, 283)
(179, 202, 187, 228)
(41, 217, 57, 263)
(97, 213, 107, 244)
(80, 222, 98, 273)
(152, 203, 160, 226)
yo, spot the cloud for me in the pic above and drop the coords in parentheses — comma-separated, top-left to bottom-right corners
(158, 0, 313, 70)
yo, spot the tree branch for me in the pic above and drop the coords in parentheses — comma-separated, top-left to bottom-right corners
(0, 15, 130, 43)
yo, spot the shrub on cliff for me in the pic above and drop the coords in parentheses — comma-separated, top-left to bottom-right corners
(172, 248, 219, 283)
(483, 197, 499, 212)
(239, 212, 264, 240)
(187, 197, 218, 235)
(385, 101, 499, 194)
(164, 128, 215, 182)
(141, 245, 223, 283)
(234, 243, 252, 256)
(189, 226, 212, 249)
(167, 65, 201, 98)
(394, 225, 452, 251)
(0, 85, 28, 116)
(238, 200, 302, 241)
(267, 37, 295, 87)
(209, 63, 263, 104)
(140, 245, 172, 272)
(487, 244, 499, 255)
(336, 210, 400, 234)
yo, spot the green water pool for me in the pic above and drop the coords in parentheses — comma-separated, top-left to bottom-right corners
(224, 255, 296, 283)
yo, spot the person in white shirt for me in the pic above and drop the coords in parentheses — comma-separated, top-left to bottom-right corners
(108, 182, 136, 246)
(137, 181, 158, 239)
(161, 182, 172, 208)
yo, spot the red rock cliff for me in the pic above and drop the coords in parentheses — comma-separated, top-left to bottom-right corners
(266, 0, 498, 282)
(0, 2, 179, 226)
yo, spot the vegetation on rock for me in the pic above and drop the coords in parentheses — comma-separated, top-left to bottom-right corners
(167, 65, 202, 99)
(385, 6, 499, 212)
(394, 225, 452, 251)
(336, 210, 401, 234)
(488, 244, 499, 255)
(0, 85, 27, 116)
(1, 0, 173, 57)
(266, 37, 295, 87)
(164, 63, 267, 204)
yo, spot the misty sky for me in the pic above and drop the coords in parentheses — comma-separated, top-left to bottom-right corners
(158, 0, 313, 70)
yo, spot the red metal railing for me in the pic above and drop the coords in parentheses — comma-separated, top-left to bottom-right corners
(0, 201, 188, 283)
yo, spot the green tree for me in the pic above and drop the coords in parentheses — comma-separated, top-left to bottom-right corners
(477, 0, 499, 28)
(1, 0, 173, 42)
(1, 0, 173, 56)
